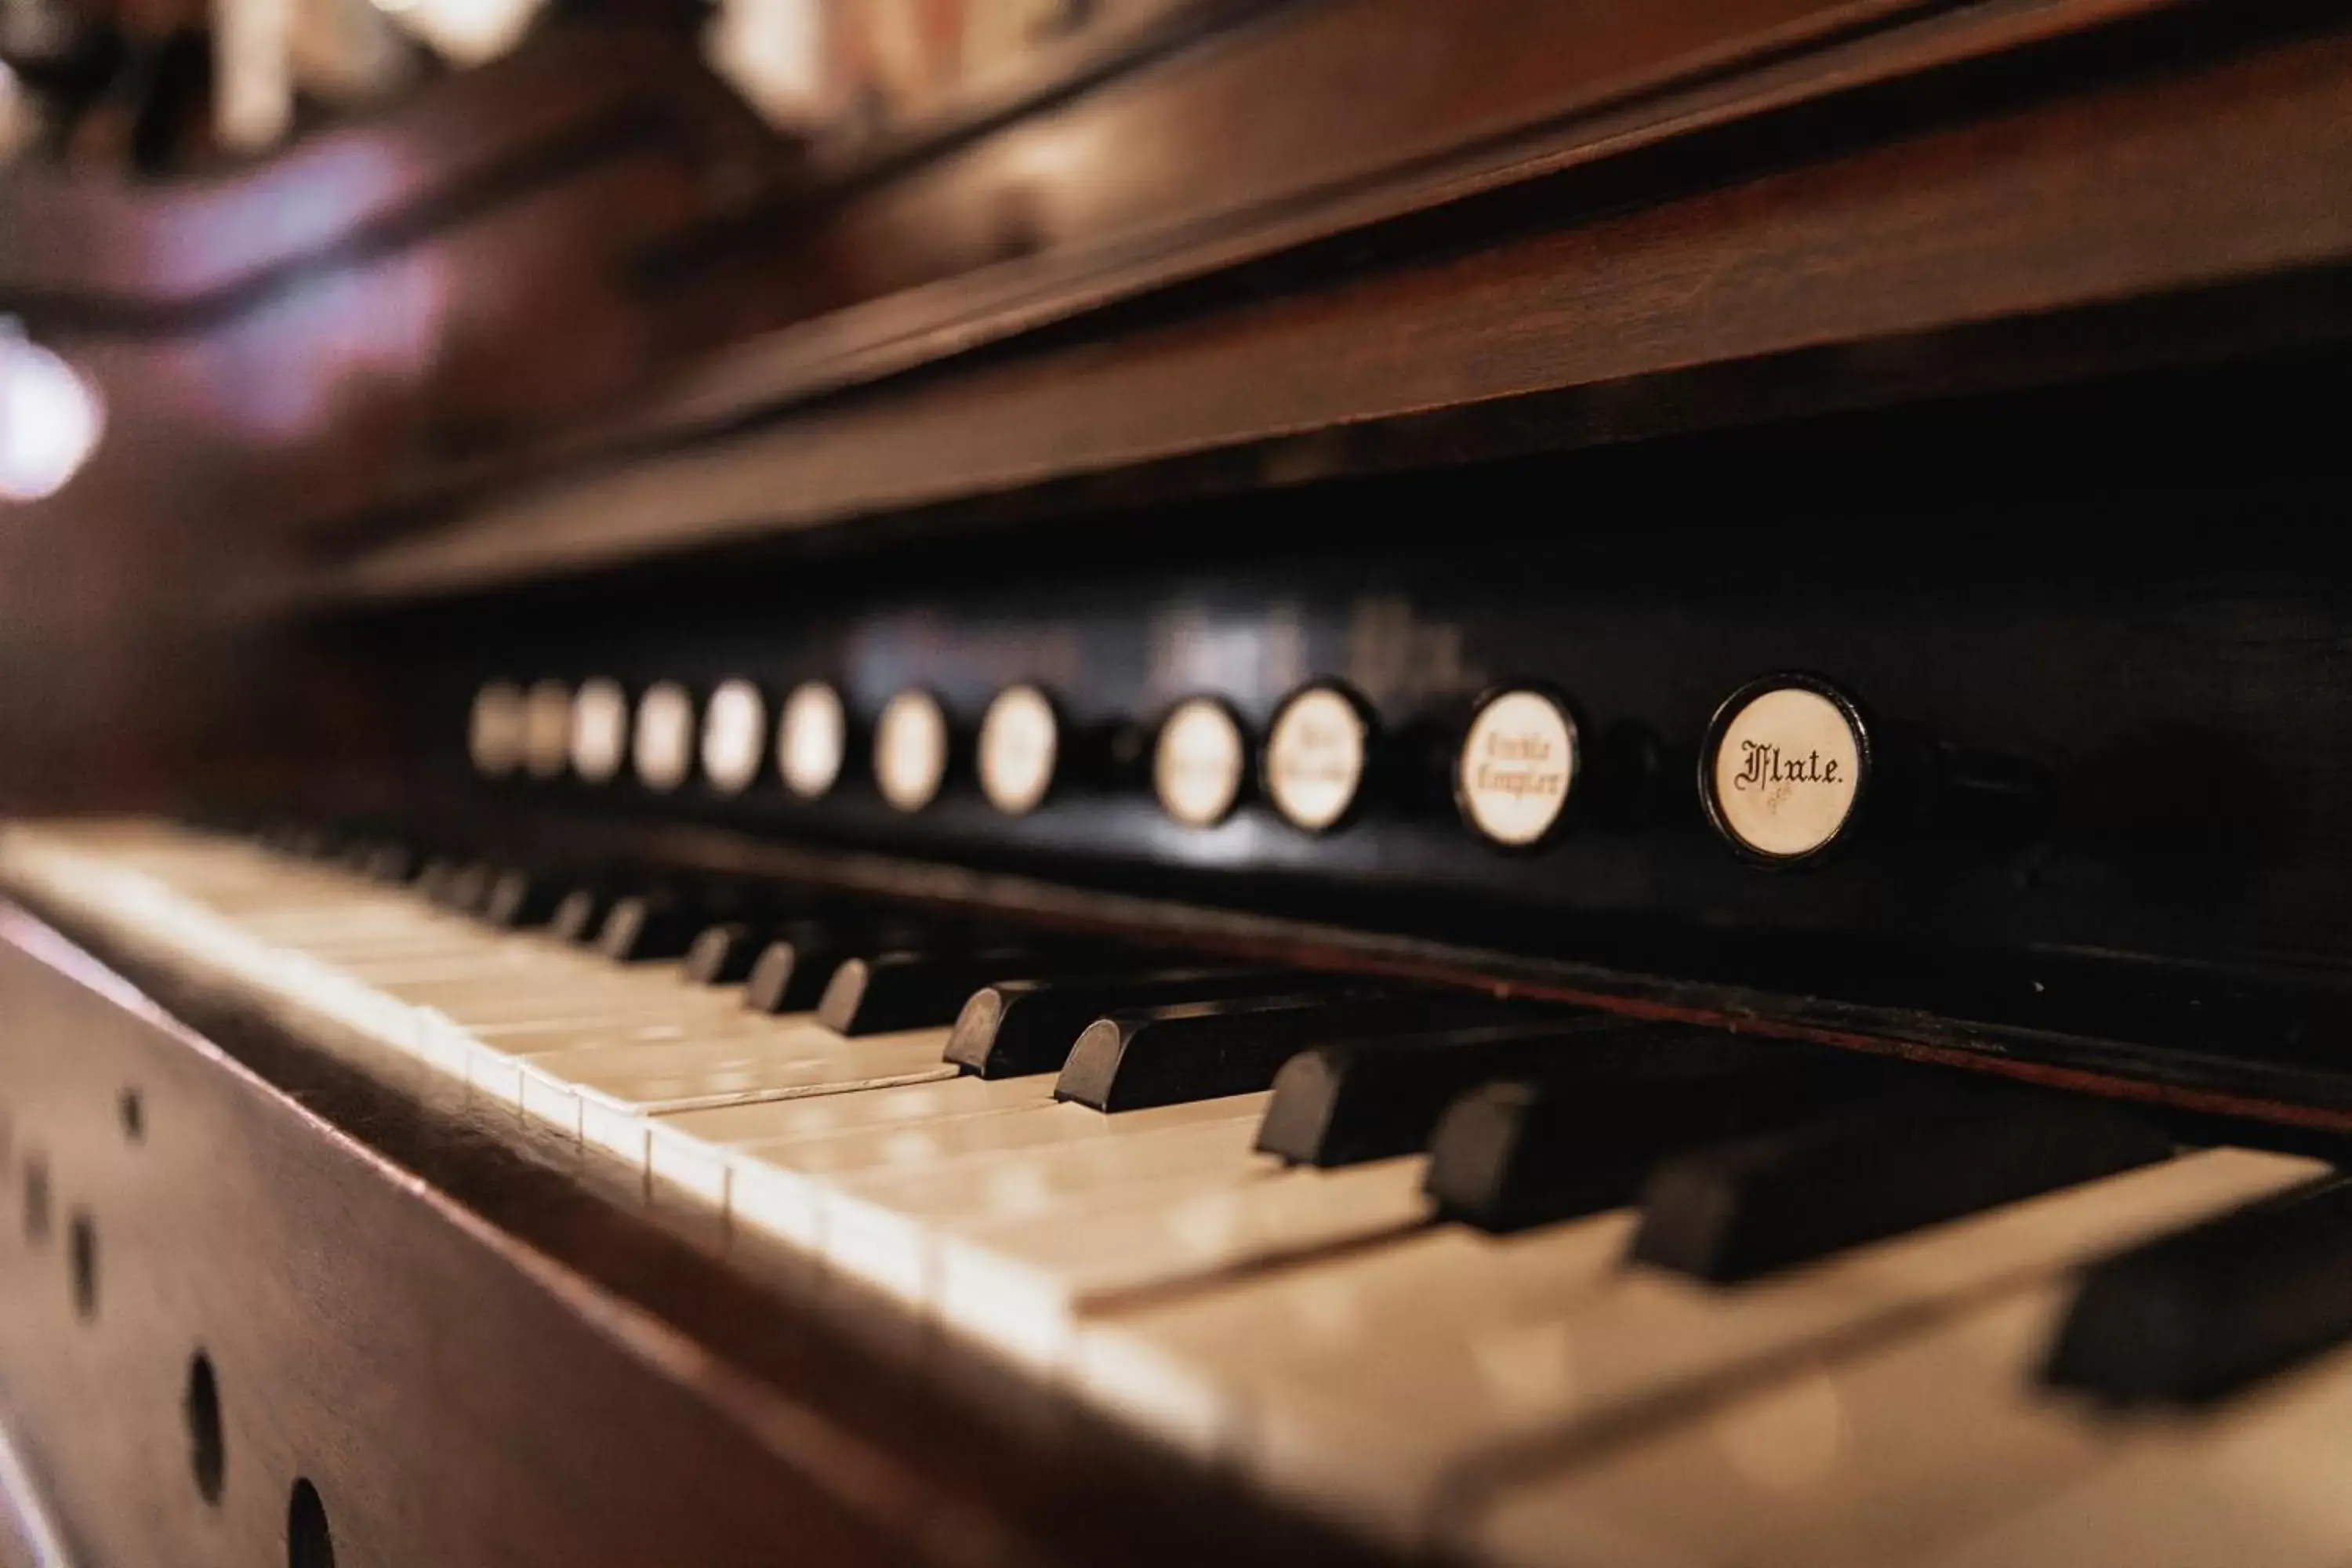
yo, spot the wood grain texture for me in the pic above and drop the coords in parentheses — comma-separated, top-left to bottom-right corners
(320, 18, 2352, 601)
(0, 24, 771, 321)
(310, 0, 2203, 547)
(616, 0, 2186, 454)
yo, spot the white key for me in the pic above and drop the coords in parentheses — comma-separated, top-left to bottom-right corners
(1466, 1283, 2103, 1568)
(587, 1034, 956, 1171)
(647, 1074, 1056, 1206)
(458, 998, 784, 1054)
(581, 1027, 952, 1112)
(656, 1072, 1054, 1149)
(937, 1156, 1434, 1373)
(746, 1092, 1256, 1185)
(1078, 1211, 1636, 1467)
(815, 1109, 1272, 1308)
(1920, 1344, 2352, 1568)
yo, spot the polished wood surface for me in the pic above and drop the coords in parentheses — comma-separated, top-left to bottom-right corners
(0, 23, 775, 318)
(316, 11, 2352, 601)
(0, 20, 771, 815)
(7, 0, 2338, 621)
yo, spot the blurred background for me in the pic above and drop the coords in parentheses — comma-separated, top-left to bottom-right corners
(4, 0, 2349, 825)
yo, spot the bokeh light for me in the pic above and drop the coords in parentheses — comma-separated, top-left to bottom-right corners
(0, 322, 107, 503)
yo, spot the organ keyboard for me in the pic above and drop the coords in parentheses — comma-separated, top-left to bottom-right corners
(6, 811, 2352, 1566)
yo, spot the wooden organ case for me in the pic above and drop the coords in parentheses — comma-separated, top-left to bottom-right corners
(6, 1, 2352, 1564)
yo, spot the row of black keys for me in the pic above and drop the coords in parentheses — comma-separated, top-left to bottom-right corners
(263, 824, 2352, 1408)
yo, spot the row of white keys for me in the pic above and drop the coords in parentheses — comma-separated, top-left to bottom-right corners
(935, 1154, 1435, 1374)
(544, 1007, 1434, 1359)
(42, 827, 1443, 1347)
(10, 824, 939, 1136)
(51, 821, 2341, 1568)
(198, 872, 967, 1144)
(706, 1093, 1270, 1286)
(569, 1029, 961, 1164)
(1070, 1145, 2328, 1549)
(648, 1073, 1061, 1203)
(690, 1078, 1437, 1356)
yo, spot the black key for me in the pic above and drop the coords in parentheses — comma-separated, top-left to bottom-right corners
(948, 968, 1315, 1079)
(1057, 993, 1516, 1113)
(412, 857, 463, 904)
(481, 869, 563, 930)
(819, 949, 1058, 1036)
(596, 896, 712, 963)
(741, 920, 935, 1014)
(550, 888, 610, 945)
(684, 922, 764, 985)
(1258, 1015, 1638, 1167)
(434, 861, 494, 913)
(284, 825, 343, 861)
(331, 837, 381, 875)
(744, 931, 860, 1015)
(263, 822, 318, 857)
(1632, 1086, 2176, 1283)
(361, 844, 419, 885)
(2043, 1173, 2352, 1404)
(1424, 1042, 1875, 1232)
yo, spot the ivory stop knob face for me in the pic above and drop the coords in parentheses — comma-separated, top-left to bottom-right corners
(700, 679, 768, 795)
(1155, 697, 1248, 828)
(1264, 683, 1371, 833)
(633, 682, 697, 793)
(1703, 677, 1869, 863)
(874, 690, 951, 812)
(522, 681, 575, 780)
(777, 681, 847, 800)
(568, 678, 629, 784)
(1456, 688, 1579, 848)
(468, 681, 525, 778)
(978, 684, 1060, 816)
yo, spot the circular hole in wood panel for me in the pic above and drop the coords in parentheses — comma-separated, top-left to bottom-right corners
(288, 1479, 334, 1568)
(118, 1089, 143, 1142)
(67, 1211, 96, 1319)
(21, 1156, 49, 1244)
(185, 1352, 224, 1504)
